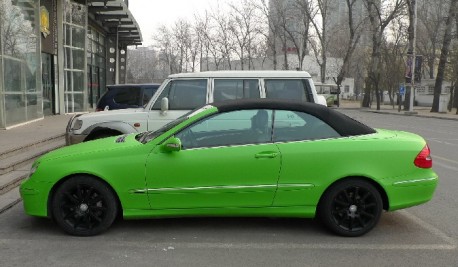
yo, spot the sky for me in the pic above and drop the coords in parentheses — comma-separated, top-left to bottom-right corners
(128, 0, 231, 47)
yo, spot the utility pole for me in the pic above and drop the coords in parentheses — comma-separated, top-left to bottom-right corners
(406, 0, 417, 114)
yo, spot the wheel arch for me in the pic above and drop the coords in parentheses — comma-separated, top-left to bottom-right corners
(82, 122, 138, 142)
(317, 176, 389, 212)
(47, 173, 123, 219)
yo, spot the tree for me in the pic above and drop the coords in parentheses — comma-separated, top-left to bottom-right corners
(305, 0, 331, 83)
(363, 0, 406, 110)
(229, 0, 259, 70)
(331, 0, 367, 103)
(431, 0, 458, 112)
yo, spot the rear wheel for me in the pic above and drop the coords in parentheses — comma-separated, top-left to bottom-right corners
(51, 176, 118, 236)
(318, 179, 383, 237)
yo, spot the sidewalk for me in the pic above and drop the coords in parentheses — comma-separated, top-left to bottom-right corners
(0, 115, 73, 155)
(338, 100, 458, 121)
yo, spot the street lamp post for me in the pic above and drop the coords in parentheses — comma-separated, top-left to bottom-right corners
(407, 0, 417, 114)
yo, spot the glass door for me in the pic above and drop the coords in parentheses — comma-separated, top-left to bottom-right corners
(42, 53, 55, 116)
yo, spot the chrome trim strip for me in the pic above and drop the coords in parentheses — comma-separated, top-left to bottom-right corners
(131, 184, 277, 194)
(393, 177, 437, 186)
(131, 184, 315, 194)
(278, 184, 315, 188)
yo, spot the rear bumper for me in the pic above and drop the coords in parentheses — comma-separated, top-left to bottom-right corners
(387, 175, 438, 211)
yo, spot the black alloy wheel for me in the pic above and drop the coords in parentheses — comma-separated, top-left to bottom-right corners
(51, 176, 118, 236)
(318, 179, 383, 237)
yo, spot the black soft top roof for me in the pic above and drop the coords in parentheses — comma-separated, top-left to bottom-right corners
(213, 99, 375, 136)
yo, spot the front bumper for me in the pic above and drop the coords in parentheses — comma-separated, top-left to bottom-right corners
(20, 179, 52, 218)
(65, 132, 87, 145)
(65, 114, 87, 145)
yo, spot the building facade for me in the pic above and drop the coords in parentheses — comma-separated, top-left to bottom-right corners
(0, 0, 142, 129)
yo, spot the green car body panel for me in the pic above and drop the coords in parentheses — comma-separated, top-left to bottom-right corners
(20, 103, 438, 223)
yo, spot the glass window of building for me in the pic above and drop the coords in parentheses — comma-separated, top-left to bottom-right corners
(0, 0, 42, 128)
(87, 26, 106, 109)
(63, 0, 87, 113)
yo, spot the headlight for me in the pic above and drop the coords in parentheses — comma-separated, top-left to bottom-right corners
(72, 119, 83, 130)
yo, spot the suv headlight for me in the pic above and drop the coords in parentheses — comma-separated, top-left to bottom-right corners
(72, 119, 83, 130)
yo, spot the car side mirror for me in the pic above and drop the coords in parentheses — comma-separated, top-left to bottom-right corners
(161, 97, 169, 114)
(161, 137, 181, 152)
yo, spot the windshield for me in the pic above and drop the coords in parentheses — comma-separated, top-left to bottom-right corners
(138, 104, 215, 144)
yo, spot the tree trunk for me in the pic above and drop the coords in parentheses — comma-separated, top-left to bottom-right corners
(431, 0, 457, 112)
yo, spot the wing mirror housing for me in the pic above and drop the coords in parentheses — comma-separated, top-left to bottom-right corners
(161, 137, 181, 152)
(161, 97, 169, 114)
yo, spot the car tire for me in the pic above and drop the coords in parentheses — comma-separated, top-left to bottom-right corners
(318, 178, 383, 237)
(51, 176, 118, 236)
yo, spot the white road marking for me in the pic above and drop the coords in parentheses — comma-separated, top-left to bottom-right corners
(0, 211, 455, 251)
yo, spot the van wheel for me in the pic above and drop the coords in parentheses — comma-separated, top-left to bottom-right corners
(318, 179, 383, 237)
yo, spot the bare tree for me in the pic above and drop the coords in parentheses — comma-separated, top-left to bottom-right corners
(304, 0, 330, 83)
(228, 0, 259, 70)
(363, 0, 406, 110)
(417, 0, 447, 79)
(330, 0, 367, 103)
(255, 0, 280, 70)
(431, 0, 458, 112)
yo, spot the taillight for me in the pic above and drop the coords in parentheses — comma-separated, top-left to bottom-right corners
(95, 108, 103, 112)
(414, 145, 432, 168)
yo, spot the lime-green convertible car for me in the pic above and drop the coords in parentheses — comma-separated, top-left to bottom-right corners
(20, 99, 438, 237)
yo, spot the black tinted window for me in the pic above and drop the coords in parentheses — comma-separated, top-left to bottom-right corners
(213, 79, 260, 102)
(265, 79, 310, 102)
(113, 87, 140, 105)
(273, 110, 340, 142)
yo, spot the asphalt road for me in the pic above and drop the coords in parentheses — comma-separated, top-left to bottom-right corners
(1, 110, 457, 267)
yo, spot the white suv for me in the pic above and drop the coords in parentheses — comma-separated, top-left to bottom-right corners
(66, 70, 326, 145)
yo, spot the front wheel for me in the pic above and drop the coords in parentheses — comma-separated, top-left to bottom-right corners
(318, 179, 383, 237)
(51, 176, 118, 236)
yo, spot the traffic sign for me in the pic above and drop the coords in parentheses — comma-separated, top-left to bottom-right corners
(400, 85, 405, 95)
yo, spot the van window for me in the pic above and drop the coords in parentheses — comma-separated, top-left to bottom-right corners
(152, 79, 207, 110)
(264, 79, 310, 102)
(213, 79, 260, 102)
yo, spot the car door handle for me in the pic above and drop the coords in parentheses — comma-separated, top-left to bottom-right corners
(255, 152, 278, 159)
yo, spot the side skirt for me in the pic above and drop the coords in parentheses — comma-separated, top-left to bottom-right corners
(122, 206, 316, 220)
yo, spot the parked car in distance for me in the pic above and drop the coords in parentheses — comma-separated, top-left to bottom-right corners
(95, 83, 160, 111)
(22, 99, 438, 237)
(67, 71, 326, 145)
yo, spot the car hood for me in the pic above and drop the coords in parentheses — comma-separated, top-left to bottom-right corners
(39, 134, 141, 162)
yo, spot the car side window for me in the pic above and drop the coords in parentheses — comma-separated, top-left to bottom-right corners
(152, 79, 207, 110)
(273, 110, 340, 142)
(113, 87, 140, 105)
(264, 79, 310, 102)
(213, 79, 260, 102)
(176, 109, 273, 149)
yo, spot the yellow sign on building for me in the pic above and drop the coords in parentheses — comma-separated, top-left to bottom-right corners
(40, 6, 50, 38)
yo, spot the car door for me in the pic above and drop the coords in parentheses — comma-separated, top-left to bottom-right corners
(147, 79, 208, 132)
(145, 109, 281, 209)
(271, 109, 342, 207)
